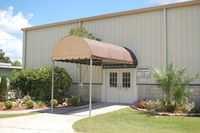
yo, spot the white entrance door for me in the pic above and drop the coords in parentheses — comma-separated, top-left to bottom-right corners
(105, 69, 136, 104)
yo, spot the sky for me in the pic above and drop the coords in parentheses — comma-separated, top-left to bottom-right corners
(0, 0, 190, 62)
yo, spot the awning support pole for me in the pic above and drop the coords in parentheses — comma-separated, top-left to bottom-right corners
(51, 61, 55, 112)
(89, 58, 92, 116)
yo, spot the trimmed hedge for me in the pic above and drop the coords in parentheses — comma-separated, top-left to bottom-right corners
(67, 95, 80, 106)
(51, 99, 58, 107)
(0, 75, 8, 102)
(25, 100, 35, 109)
(10, 66, 72, 102)
(4, 101, 13, 109)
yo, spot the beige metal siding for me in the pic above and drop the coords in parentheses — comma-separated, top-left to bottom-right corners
(83, 10, 165, 84)
(24, 3, 200, 84)
(26, 24, 79, 80)
(167, 4, 200, 83)
(83, 11, 165, 68)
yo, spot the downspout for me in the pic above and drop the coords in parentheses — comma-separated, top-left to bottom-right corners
(22, 31, 27, 69)
(163, 8, 168, 66)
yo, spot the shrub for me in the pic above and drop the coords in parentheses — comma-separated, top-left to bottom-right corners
(36, 101, 46, 107)
(0, 102, 4, 109)
(137, 100, 155, 111)
(50, 99, 58, 107)
(190, 100, 200, 113)
(10, 66, 72, 102)
(22, 95, 31, 104)
(4, 101, 13, 109)
(152, 64, 199, 112)
(12, 101, 20, 108)
(190, 106, 200, 113)
(154, 100, 166, 112)
(0, 76, 9, 102)
(137, 100, 149, 109)
(25, 100, 35, 109)
(176, 102, 194, 113)
(62, 98, 68, 106)
(45, 101, 50, 107)
(67, 95, 80, 106)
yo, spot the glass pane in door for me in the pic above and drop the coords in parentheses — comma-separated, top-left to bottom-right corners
(122, 72, 130, 88)
(109, 72, 117, 87)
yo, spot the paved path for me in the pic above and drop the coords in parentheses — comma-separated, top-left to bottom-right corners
(0, 103, 128, 133)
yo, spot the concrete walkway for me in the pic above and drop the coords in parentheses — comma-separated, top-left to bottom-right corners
(0, 103, 128, 133)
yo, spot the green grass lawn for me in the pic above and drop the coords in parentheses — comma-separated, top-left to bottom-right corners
(73, 107, 200, 133)
(0, 112, 40, 119)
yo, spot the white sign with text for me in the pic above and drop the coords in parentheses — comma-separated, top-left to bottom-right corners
(137, 66, 151, 78)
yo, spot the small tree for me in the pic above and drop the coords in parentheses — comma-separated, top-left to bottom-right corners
(0, 49, 11, 63)
(0, 75, 9, 101)
(152, 64, 199, 112)
(11, 60, 21, 66)
(69, 27, 97, 40)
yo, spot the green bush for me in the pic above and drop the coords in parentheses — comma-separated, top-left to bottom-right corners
(0, 76, 9, 102)
(10, 66, 72, 102)
(22, 95, 31, 103)
(0, 102, 4, 109)
(36, 101, 46, 107)
(4, 101, 13, 109)
(51, 99, 58, 107)
(176, 102, 194, 113)
(67, 95, 80, 106)
(12, 101, 20, 108)
(152, 64, 199, 112)
(25, 100, 35, 109)
(154, 100, 166, 112)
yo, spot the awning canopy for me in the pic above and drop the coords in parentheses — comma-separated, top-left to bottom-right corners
(51, 35, 138, 66)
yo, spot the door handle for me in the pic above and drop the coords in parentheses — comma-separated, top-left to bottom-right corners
(118, 83, 122, 90)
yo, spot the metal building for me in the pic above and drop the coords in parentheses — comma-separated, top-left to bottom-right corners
(22, 1, 200, 103)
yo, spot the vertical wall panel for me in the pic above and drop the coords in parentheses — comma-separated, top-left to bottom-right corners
(83, 10, 165, 83)
(26, 24, 79, 81)
(167, 4, 200, 83)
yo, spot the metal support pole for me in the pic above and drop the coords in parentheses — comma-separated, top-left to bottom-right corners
(89, 58, 93, 116)
(51, 61, 55, 112)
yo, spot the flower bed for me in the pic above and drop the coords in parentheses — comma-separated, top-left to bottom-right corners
(131, 99, 200, 116)
(0, 95, 91, 112)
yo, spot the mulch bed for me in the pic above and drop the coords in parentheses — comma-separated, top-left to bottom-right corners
(0, 106, 49, 112)
(131, 106, 200, 117)
(0, 101, 93, 112)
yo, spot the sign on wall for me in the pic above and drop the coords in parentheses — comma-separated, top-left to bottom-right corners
(137, 66, 151, 78)
(103, 64, 136, 69)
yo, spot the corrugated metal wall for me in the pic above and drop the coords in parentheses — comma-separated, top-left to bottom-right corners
(167, 4, 200, 83)
(82, 10, 165, 84)
(25, 3, 200, 84)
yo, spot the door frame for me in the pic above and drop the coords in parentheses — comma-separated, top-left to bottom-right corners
(101, 68, 138, 103)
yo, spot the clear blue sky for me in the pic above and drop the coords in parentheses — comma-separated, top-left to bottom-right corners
(0, 0, 161, 26)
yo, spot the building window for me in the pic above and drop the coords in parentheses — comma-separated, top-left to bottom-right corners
(122, 72, 130, 88)
(109, 72, 117, 87)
